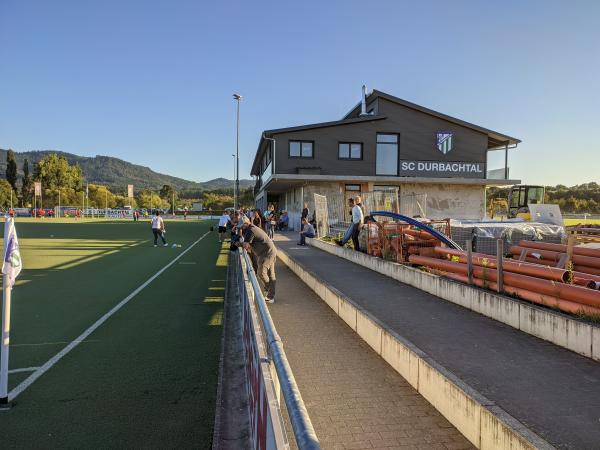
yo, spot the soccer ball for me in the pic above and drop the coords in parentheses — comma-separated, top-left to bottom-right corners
(172, 243, 177, 248)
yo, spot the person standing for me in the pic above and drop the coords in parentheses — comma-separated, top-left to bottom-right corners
(241, 216, 277, 303)
(301, 202, 309, 230)
(218, 211, 231, 242)
(335, 198, 363, 250)
(350, 197, 364, 251)
(151, 211, 168, 247)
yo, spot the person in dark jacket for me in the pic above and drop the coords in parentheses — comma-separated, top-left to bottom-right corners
(301, 202, 309, 230)
(241, 216, 277, 303)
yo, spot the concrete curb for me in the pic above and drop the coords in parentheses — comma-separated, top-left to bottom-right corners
(308, 237, 600, 362)
(278, 248, 555, 450)
(212, 253, 250, 450)
(210, 256, 229, 450)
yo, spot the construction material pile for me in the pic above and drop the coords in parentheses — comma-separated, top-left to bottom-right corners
(510, 241, 600, 278)
(449, 220, 565, 256)
(365, 219, 452, 263)
(409, 243, 600, 318)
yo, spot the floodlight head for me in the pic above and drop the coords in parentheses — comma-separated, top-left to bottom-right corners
(233, 93, 242, 101)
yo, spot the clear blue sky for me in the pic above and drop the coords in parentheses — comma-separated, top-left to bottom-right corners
(1, 0, 598, 186)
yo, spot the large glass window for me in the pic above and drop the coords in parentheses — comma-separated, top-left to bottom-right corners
(289, 141, 313, 158)
(376, 133, 399, 175)
(339, 142, 362, 160)
(527, 187, 544, 205)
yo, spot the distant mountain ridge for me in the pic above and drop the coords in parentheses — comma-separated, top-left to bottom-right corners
(0, 149, 253, 192)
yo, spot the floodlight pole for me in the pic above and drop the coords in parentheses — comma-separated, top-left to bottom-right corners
(232, 154, 236, 205)
(233, 94, 242, 210)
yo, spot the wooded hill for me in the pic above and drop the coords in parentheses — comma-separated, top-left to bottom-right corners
(0, 149, 253, 192)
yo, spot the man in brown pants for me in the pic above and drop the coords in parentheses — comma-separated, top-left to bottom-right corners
(241, 216, 277, 303)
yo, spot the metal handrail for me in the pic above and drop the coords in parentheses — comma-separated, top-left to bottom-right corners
(240, 249, 320, 450)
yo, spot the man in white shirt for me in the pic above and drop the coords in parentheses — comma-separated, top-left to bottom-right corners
(218, 211, 231, 242)
(151, 211, 168, 247)
(350, 197, 364, 251)
(336, 197, 364, 250)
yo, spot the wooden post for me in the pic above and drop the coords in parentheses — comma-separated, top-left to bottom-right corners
(565, 233, 576, 269)
(496, 239, 504, 293)
(466, 240, 474, 285)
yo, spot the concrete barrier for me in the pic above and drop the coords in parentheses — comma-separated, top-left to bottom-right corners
(278, 248, 555, 450)
(307, 237, 600, 362)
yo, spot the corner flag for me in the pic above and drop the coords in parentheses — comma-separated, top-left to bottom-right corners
(1, 217, 21, 405)
(2, 218, 22, 288)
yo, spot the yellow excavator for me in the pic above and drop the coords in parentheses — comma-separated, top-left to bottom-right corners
(488, 185, 546, 220)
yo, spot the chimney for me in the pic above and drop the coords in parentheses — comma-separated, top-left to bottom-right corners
(359, 85, 368, 116)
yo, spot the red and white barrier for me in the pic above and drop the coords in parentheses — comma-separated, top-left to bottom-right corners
(238, 254, 289, 450)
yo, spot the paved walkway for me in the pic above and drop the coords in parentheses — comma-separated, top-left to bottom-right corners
(274, 237, 600, 449)
(270, 262, 473, 450)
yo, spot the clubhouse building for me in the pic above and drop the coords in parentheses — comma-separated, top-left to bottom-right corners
(251, 88, 521, 230)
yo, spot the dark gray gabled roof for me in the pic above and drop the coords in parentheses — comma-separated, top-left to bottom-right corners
(343, 90, 521, 149)
(263, 115, 387, 135)
(251, 115, 386, 175)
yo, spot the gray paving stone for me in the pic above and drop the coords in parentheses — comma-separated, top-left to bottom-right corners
(271, 262, 471, 450)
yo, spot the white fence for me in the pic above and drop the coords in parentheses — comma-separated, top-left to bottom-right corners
(312, 191, 427, 239)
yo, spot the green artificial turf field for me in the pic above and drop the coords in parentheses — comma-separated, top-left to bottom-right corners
(0, 218, 225, 449)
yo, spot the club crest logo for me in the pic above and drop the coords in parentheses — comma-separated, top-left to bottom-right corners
(436, 132, 453, 154)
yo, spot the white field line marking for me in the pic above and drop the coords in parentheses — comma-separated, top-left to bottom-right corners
(11, 339, 99, 347)
(8, 231, 210, 402)
(8, 367, 39, 374)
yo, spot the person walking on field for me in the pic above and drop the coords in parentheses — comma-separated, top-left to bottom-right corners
(151, 211, 168, 247)
(241, 215, 277, 303)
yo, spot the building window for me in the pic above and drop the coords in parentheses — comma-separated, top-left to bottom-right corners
(345, 184, 361, 191)
(376, 133, 399, 175)
(338, 142, 362, 160)
(373, 185, 398, 192)
(289, 141, 313, 158)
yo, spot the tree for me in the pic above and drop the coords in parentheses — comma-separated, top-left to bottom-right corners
(21, 158, 32, 206)
(159, 184, 177, 212)
(137, 190, 169, 209)
(87, 184, 117, 208)
(34, 153, 83, 192)
(159, 184, 174, 200)
(0, 180, 14, 208)
(5, 149, 18, 192)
